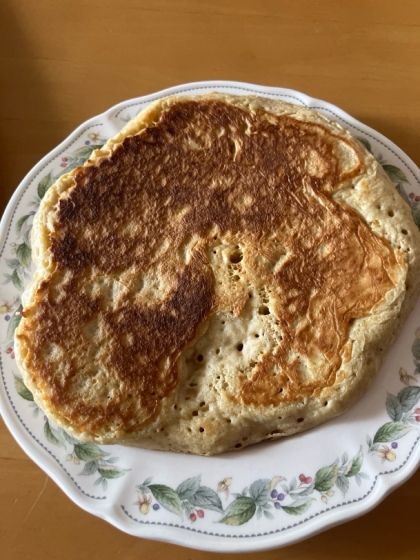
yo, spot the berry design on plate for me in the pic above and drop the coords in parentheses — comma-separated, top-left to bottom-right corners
(132, 448, 369, 527)
(299, 474, 312, 484)
(367, 376, 420, 463)
(135, 475, 224, 522)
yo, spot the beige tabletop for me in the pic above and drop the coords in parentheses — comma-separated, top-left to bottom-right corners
(1, 1, 420, 558)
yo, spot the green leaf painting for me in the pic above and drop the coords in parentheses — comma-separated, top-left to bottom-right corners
(382, 164, 408, 183)
(37, 171, 54, 200)
(73, 443, 107, 462)
(6, 258, 21, 270)
(80, 461, 99, 476)
(346, 449, 363, 477)
(373, 422, 412, 444)
(289, 481, 315, 498)
(219, 496, 256, 526)
(356, 137, 372, 153)
(97, 465, 126, 479)
(72, 144, 103, 159)
(16, 243, 31, 268)
(397, 386, 420, 413)
(15, 215, 30, 235)
(148, 484, 184, 518)
(386, 393, 402, 422)
(314, 464, 338, 492)
(189, 486, 224, 514)
(11, 270, 23, 290)
(249, 479, 271, 506)
(335, 474, 350, 495)
(281, 500, 312, 515)
(176, 476, 201, 501)
(61, 430, 80, 445)
(44, 421, 65, 448)
(14, 376, 34, 401)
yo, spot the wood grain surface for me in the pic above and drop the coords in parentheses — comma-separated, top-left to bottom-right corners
(1, 1, 419, 558)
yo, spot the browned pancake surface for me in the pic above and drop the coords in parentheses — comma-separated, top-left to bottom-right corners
(17, 99, 405, 443)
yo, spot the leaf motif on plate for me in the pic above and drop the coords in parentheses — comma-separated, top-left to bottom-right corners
(11, 270, 23, 290)
(15, 215, 31, 235)
(412, 337, 420, 369)
(289, 481, 315, 498)
(356, 137, 372, 153)
(373, 422, 412, 444)
(189, 486, 224, 514)
(73, 442, 107, 462)
(336, 474, 350, 495)
(218, 496, 256, 526)
(397, 386, 420, 413)
(97, 465, 126, 479)
(382, 164, 408, 183)
(14, 375, 34, 401)
(44, 421, 65, 448)
(176, 475, 201, 500)
(80, 461, 99, 476)
(386, 393, 402, 422)
(249, 479, 271, 506)
(61, 430, 80, 445)
(148, 484, 183, 518)
(37, 171, 54, 200)
(6, 258, 21, 270)
(72, 144, 104, 159)
(281, 500, 312, 515)
(16, 243, 31, 269)
(346, 448, 363, 478)
(314, 464, 338, 492)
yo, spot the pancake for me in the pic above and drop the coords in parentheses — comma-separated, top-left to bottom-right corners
(15, 93, 420, 456)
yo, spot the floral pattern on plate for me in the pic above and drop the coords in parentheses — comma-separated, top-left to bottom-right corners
(132, 447, 368, 526)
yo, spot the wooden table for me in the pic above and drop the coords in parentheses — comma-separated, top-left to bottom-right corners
(1, 1, 419, 558)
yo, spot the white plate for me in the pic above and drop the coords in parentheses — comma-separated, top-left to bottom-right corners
(1, 81, 420, 553)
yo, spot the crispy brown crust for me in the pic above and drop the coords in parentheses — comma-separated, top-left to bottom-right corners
(15, 96, 418, 454)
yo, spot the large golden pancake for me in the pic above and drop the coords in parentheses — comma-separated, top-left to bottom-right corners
(15, 94, 420, 455)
